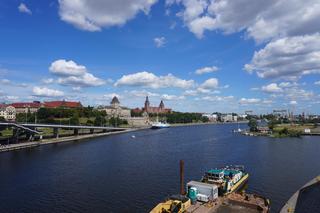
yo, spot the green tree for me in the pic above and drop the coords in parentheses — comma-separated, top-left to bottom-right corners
(69, 114, 80, 125)
(248, 118, 258, 132)
(94, 115, 106, 126)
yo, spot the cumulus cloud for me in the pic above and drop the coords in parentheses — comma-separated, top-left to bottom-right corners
(32, 87, 64, 97)
(103, 93, 121, 99)
(169, 0, 320, 41)
(42, 78, 55, 84)
(154, 37, 166, 48)
(50, 59, 105, 87)
(161, 94, 185, 101)
(50, 59, 87, 76)
(18, 3, 32, 15)
(58, 0, 158, 31)
(244, 33, 320, 79)
(195, 66, 218, 75)
(290, 100, 297, 105)
(114, 71, 194, 89)
(202, 95, 234, 102)
(57, 73, 105, 87)
(261, 83, 283, 93)
(129, 90, 160, 97)
(1, 79, 11, 85)
(314, 81, 320, 85)
(239, 98, 260, 105)
(199, 78, 219, 89)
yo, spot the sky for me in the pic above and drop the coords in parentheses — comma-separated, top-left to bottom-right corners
(0, 0, 320, 114)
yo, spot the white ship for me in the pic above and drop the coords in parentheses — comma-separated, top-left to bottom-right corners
(151, 121, 170, 129)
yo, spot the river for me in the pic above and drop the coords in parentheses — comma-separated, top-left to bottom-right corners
(0, 124, 319, 213)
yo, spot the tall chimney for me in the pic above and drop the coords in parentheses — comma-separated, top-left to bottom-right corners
(180, 160, 185, 195)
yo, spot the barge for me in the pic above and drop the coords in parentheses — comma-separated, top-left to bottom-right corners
(150, 161, 270, 213)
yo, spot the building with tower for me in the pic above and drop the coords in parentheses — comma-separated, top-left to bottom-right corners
(98, 96, 131, 119)
(143, 96, 171, 114)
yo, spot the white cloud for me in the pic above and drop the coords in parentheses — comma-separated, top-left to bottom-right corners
(1, 79, 11, 85)
(42, 78, 55, 84)
(114, 71, 194, 89)
(244, 33, 320, 79)
(58, 0, 158, 31)
(290, 100, 298, 105)
(103, 93, 121, 100)
(154, 37, 166, 48)
(57, 73, 105, 87)
(199, 78, 219, 89)
(314, 81, 320, 85)
(261, 83, 283, 93)
(239, 98, 261, 105)
(50, 59, 87, 76)
(169, 0, 320, 41)
(161, 94, 185, 101)
(202, 95, 234, 102)
(18, 3, 32, 15)
(72, 86, 81, 91)
(49, 59, 105, 87)
(129, 90, 160, 97)
(195, 66, 218, 75)
(32, 87, 64, 97)
(0, 96, 19, 101)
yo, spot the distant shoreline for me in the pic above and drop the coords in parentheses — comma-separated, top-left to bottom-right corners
(170, 121, 247, 127)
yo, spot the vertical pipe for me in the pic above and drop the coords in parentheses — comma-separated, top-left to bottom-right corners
(180, 160, 185, 195)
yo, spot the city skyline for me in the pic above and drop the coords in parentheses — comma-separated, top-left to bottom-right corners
(1, 0, 320, 114)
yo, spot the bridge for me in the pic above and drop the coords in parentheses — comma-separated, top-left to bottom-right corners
(0, 122, 129, 142)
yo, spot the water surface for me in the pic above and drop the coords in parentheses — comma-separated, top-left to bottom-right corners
(0, 124, 319, 213)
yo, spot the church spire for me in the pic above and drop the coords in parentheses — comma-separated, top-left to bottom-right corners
(159, 100, 164, 109)
(145, 96, 150, 108)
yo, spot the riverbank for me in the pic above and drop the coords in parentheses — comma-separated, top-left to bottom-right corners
(0, 127, 144, 153)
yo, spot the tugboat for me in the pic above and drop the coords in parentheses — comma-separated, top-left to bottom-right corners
(201, 165, 249, 195)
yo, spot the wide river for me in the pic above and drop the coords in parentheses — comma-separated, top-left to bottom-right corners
(0, 124, 319, 213)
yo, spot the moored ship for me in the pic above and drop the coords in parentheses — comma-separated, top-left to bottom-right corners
(151, 121, 170, 129)
(201, 165, 249, 195)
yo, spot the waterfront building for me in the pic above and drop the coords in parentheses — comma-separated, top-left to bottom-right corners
(0, 104, 16, 121)
(43, 101, 82, 109)
(10, 101, 41, 114)
(143, 96, 171, 114)
(222, 114, 234, 122)
(98, 96, 131, 119)
(202, 113, 218, 122)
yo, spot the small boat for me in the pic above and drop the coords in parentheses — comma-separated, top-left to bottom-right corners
(151, 121, 170, 129)
(233, 128, 242, 133)
(201, 165, 249, 195)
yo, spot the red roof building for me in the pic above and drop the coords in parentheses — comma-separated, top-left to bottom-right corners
(44, 101, 82, 108)
(9, 102, 42, 114)
(143, 96, 171, 114)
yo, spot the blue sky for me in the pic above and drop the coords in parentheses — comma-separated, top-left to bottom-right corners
(1, 0, 320, 114)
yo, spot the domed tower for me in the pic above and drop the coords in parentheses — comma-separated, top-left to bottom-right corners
(144, 96, 150, 112)
(111, 96, 120, 108)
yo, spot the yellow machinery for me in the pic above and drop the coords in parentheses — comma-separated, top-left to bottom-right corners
(150, 195, 191, 213)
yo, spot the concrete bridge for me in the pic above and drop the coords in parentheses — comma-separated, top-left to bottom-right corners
(0, 122, 129, 141)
